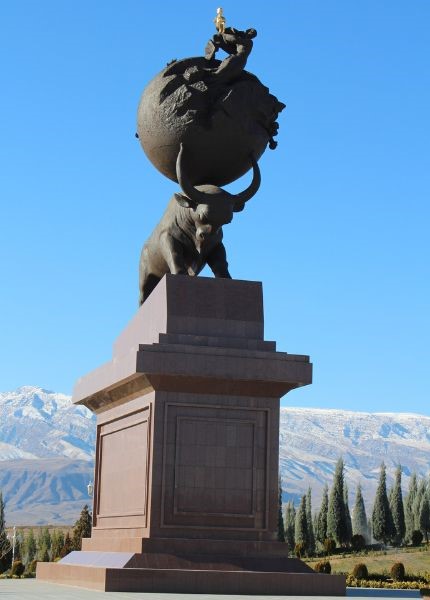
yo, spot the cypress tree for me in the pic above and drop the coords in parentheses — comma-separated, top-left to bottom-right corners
(327, 458, 347, 546)
(34, 527, 49, 560)
(23, 529, 36, 566)
(284, 501, 296, 555)
(372, 462, 394, 545)
(352, 484, 369, 542)
(35, 527, 43, 553)
(72, 505, 92, 551)
(413, 480, 426, 530)
(344, 484, 353, 544)
(57, 530, 65, 559)
(306, 487, 315, 555)
(295, 494, 309, 552)
(277, 476, 285, 542)
(312, 512, 319, 544)
(0, 492, 8, 549)
(51, 530, 65, 561)
(404, 473, 417, 543)
(38, 541, 50, 562)
(42, 527, 52, 550)
(389, 465, 405, 545)
(60, 532, 74, 558)
(37, 527, 52, 560)
(419, 492, 430, 542)
(13, 529, 23, 562)
(367, 517, 373, 543)
(0, 492, 12, 574)
(316, 484, 329, 544)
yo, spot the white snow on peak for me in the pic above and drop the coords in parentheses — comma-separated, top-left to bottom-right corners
(0, 386, 95, 462)
(283, 406, 430, 420)
(0, 442, 37, 460)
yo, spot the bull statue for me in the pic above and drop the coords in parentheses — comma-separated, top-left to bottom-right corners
(139, 144, 261, 304)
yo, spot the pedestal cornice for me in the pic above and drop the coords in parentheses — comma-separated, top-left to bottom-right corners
(72, 275, 312, 412)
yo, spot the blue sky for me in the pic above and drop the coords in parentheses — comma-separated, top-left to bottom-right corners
(1, 1, 429, 415)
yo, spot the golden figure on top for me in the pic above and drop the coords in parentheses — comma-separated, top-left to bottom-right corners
(214, 7, 226, 33)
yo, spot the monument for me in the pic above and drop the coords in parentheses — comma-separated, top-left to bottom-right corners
(37, 10, 346, 595)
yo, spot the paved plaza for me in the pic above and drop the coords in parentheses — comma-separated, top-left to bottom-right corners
(0, 580, 422, 600)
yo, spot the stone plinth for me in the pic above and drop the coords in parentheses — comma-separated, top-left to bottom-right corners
(37, 275, 345, 595)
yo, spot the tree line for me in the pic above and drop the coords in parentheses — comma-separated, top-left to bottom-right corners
(279, 458, 430, 557)
(0, 493, 92, 575)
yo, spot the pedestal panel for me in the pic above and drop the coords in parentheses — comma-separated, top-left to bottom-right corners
(96, 405, 151, 526)
(161, 402, 269, 531)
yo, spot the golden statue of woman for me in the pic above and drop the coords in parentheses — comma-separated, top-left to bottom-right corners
(214, 7, 226, 33)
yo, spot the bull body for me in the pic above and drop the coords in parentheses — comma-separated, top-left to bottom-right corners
(139, 187, 235, 304)
(138, 144, 260, 305)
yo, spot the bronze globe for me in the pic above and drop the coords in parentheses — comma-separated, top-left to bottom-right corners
(137, 53, 284, 186)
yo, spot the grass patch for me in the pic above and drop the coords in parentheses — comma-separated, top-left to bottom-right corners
(306, 547, 430, 578)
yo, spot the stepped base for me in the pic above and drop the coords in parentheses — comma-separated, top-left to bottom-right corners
(37, 563, 345, 595)
(37, 538, 346, 595)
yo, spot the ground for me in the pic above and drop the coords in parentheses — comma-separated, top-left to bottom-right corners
(0, 580, 424, 599)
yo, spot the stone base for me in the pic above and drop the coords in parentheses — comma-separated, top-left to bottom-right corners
(36, 276, 345, 595)
(37, 538, 346, 594)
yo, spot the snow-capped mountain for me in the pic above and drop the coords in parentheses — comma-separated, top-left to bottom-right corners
(0, 385, 95, 461)
(0, 386, 96, 524)
(279, 407, 430, 508)
(0, 386, 429, 523)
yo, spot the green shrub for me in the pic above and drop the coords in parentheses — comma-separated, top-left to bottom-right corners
(314, 560, 331, 574)
(11, 561, 25, 577)
(347, 575, 424, 589)
(351, 563, 369, 580)
(294, 542, 305, 558)
(323, 538, 336, 554)
(412, 530, 423, 546)
(351, 534, 366, 551)
(391, 562, 405, 582)
(28, 559, 38, 573)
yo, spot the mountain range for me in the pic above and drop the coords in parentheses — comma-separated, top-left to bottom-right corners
(280, 407, 430, 507)
(0, 386, 429, 524)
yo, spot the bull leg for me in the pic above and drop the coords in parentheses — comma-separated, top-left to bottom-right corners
(139, 249, 148, 305)
(141, 274, 161, 304)
(161, 235, 188, 274)
(139, 271, 160, 305)
(139, 245, 162, 305)
(139, 259, 161, 306)
(206, 242, 231, 278)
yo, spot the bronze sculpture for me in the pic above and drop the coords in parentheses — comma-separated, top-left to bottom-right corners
(37, 12, 343, 597)
(139, 145, 260, 304)
(137, 12, 285, 302)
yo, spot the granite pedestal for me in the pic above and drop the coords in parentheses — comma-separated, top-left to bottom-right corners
(37, 275, 345, 595)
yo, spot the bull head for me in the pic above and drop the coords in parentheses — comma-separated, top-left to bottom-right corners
(175, 143, 261, 213)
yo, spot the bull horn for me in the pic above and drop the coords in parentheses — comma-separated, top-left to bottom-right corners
(176, 143, 261, 205)
(176, 144, 217, 205)
(233, 154, 261, 206)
